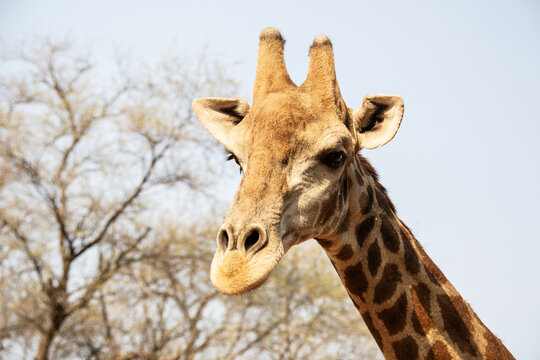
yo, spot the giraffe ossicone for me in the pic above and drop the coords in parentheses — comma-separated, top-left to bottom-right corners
(193, 27, 514, 360)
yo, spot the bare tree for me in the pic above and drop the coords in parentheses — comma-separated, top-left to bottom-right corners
(0, 39, 378, 360)
(0, 39, 230, 359)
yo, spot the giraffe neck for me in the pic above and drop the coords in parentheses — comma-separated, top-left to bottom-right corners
(316, 155, 513, 360)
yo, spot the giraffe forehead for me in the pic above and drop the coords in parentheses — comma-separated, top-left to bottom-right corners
(251, 93, 315, 135)
(244, 92, 350, 157)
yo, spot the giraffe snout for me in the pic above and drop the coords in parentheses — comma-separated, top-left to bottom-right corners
(211, 222, 282, 295)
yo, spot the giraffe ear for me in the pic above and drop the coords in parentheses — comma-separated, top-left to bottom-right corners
(192, 97, 250, 145)
(352, 94, 404, 149)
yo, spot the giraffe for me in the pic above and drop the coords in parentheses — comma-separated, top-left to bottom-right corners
(192, 28, 515, 360)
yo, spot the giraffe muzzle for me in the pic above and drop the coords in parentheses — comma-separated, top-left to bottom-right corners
(210, 222, 284, 294)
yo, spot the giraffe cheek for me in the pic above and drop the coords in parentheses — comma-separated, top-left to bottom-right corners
(280, 190, 321, 238)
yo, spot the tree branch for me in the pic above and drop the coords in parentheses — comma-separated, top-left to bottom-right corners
(73, 143, 167, 259)
(0, 211, 44, 285)
(67, 227, 151, 315)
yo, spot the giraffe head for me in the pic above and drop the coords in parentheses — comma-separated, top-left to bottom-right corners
(193, 28, 404, 294)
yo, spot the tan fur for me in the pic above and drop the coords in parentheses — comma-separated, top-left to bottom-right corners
(192, 28, 514, 359)
(253, 27, 296, 105)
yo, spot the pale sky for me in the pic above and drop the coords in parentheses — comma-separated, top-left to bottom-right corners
(1, 0, 539, 359)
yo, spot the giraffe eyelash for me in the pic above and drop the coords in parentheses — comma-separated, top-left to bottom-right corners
(225, 151, 243, 174)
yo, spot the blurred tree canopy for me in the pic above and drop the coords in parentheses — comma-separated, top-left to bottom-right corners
(0, 39, 379, 360)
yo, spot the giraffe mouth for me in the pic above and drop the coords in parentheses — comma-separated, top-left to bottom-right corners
(281, 231, 308, 252)
(210, 236, 284, 295)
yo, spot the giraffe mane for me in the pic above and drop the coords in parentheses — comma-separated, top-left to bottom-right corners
(357, 153, 396, 214)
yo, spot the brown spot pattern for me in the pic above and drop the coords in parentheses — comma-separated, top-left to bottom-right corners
(377, 292, 408, 335)
(355, 216, 375, 248)
(373, 263, 402, 304)
(437, 293, 478, 357)
(362, 312, 383, 350)
(357, 154, 397, 213)
(425, 340, 452, 360)
(337, 209, 350, 234)
(451, 295, 478, 340)
(317, 189, 338, 225)
(380, 216, 400, 252)
(376, 187, 393, 214)
(411, 284, 434, 336)
(410, 236, 448, 286)
(335, 244, 353, 261)
(402, 230, 420, 275)
(344, 262, 368, 300)
(367, 240, 381, 276)
(424, 263, 444, 286)
(392, 336, 418, 360)
(359, 187, 373, 214)
(414, 282, 431, 314)
(317, 238, 333, 248)
(411, 311, 425, 336)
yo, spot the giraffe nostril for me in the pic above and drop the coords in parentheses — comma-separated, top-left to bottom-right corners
(244, 230, 259, 251)
(218, 229, 229, 251)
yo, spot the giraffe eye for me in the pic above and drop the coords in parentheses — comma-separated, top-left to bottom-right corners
(321, 151, 346, 168)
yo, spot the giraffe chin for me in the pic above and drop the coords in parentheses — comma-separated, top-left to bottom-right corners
(210, 244, 284, 295)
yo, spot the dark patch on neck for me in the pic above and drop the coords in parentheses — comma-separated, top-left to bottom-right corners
(337, 210, 350, 234)
(411, 311, 425, 336)
(375, 186, 395, 215)
(355, 216, 375, 248)
(362, 312, 384, 350)
(317, 238, 333, 248)
(344, 262, 368, 301)
(367, 240, 381, 277)
(377, 292, 408, 335)
(400, 223, 449, 287)
(425, 340, 452, 360)
(437, 293, 479, 357)
(335, 244, 353, 261)
(373, 263, 402, 304)
(359, 186, 373, 214)
(392, 336, 419, 360)
(421, 252, 449, 286)
(338, 212, 349, 235)
(411, 283, 435, 337)
(401, 229, 420, 275)
(380, 215, 401, 253)
(414, 282, 432, 315)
